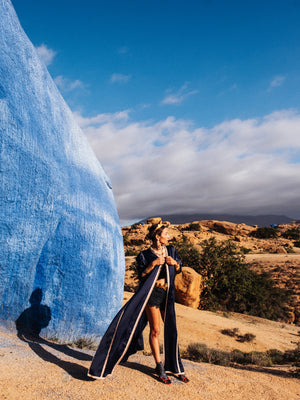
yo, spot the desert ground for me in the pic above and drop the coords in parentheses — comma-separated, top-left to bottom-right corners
(1, 293, 300, 400)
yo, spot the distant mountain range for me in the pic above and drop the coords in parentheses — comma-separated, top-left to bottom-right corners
(142, 214, 295, 227)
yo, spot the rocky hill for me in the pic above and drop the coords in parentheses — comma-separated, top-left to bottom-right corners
(122, 218, 300, 325)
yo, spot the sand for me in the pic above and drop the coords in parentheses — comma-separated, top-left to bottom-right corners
(1, 295, 300, 400)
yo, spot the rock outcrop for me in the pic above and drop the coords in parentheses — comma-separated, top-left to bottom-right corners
(0, 0, 124, 340)
(175, 267, 202, 308)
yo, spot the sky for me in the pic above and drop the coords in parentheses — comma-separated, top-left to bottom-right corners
(11, 0, 300, 224)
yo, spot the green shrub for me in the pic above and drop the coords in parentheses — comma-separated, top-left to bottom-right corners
(221, 328, 239, 337)
(249, 351, 272, 367)
(123, 233, 130, 246)
(125, 248, 138, 256)
(221, 328, 256, 342)
(185, 343, 230, 366)
(230, 349, 249, 365)
(130, 223, 140, 230)
(184, 341, 300, 374)
(283, 228, 300, 240)
(72, 337, 97, 351)
(267, 349, 285, 364)
(174, 235, 202, 272)
(175, 236, 291, 322)
(209, 349, 230, 366)
(183, 223, 201, 231)
(250, 227, 278, 239)
(198, 237, 291, 321)
(240, 247, 252, 254)
(238, 333, 256, 343)
(186, 342, 209, 362)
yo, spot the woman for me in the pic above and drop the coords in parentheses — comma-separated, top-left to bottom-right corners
(88, 223, 189, 384)
(136, 223, 189, 384)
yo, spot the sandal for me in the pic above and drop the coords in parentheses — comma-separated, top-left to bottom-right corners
(158, 376, 172, 384)
(155, 362, 171, 385)
(178, 375, 189, 383)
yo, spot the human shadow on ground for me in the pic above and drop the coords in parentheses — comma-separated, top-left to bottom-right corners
(16, 288, 94, 381)
(121, 360, 159, 381)
(121, 360, 188, 383)
(231, 363, 296, 378)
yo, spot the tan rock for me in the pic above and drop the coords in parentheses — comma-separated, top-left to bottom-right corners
(175, 267, 202, 308)
(276, 246, 287, 254)
(200, 220, 255, 236)
(147, 217, 162, 225)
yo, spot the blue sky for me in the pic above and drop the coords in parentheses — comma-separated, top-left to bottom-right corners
(11, 0, 300, 223)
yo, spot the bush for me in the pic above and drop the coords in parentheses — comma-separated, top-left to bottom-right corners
(240, 247, 252, 254)
(174, 235, 202, 272)
(249, 351, 272, 367)
(185, 343, 230, 366)
(198, 237, 292, 321)
(130, 223, 140, 230)
(125, 248, 138, 256)
(221, 328, 239, 337)
(184, 341, 300, 374)
(238, 333, 256, 343)
(267, 349, 285, 364)
(283, 228, 300, 240)
(231, 349, 249, 365)
(182, 223, 201, 231)
(221, 328, 256, 342)
(250, 227, 279, 239)
(186, 342, 209, 362)
(123, 233, 130, 246)
(72, 337, 97, 351)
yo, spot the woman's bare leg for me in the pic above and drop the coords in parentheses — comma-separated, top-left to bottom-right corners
(145, 305, 161, 363)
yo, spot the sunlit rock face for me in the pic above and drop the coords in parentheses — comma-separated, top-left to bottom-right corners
(0, 0, 125, 340)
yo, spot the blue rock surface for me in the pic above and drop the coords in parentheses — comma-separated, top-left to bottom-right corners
(0, 0, 125, 340)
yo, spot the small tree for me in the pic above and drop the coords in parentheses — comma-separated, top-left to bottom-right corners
(173, 235, 202, 272)
(283, 228, 300, 241)
(250, 227, 278, 239)
(182, 223, 201, 231)
(198, 237, 292, 320)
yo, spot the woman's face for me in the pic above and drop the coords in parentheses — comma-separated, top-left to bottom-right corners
(157, 228, 170, 245)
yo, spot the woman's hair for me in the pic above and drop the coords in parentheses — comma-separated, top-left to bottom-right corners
(146, 223, 167, 244)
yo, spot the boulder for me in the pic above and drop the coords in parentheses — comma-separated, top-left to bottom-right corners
(175, 267, 202, 309)
(0, 0, 124, 341)
(276, 246, 287, 254)
(200, 220, 255, 236)
(147, 217, 162, 225)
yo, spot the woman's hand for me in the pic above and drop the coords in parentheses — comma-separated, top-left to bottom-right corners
(154, 256, 165, 266)
(165, 256, 180, 271)
(165, 256, 176, 266)
(141, 257, 164, 278)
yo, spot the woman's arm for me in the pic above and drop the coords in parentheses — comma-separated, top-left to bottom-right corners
(141, 256, 164, 278)
(136, 252, 164, 280)
(165, 246, 182, 274)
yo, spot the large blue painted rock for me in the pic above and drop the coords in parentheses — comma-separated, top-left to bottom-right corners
(0, 0, 125, 341)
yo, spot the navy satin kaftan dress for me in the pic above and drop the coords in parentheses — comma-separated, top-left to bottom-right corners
(88, 245, 184, 379)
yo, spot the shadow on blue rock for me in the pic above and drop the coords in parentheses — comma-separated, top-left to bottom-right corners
(16, 289, 94, 381)
(16, 288, 51, 336)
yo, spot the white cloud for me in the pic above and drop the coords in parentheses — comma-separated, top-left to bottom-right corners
(76, 109, 300, 224)
(110, 73, 132, 83)
(73, 110, 131, 128)
(161, 83, 198, 105)
(54, 75, 85, 92)
(268, 75, 286, 91)
(35, 44, 57, 66)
